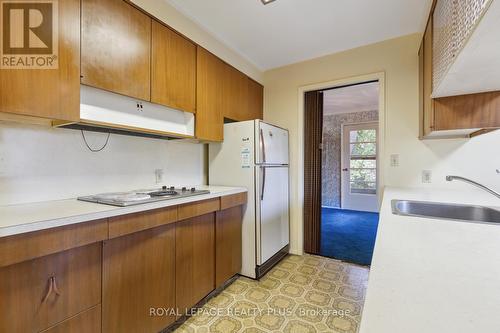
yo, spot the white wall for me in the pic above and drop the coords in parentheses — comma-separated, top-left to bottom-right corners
(0, 122, 205, 205)
(131, 0, 263, 83)
(263, 33, 500, 255)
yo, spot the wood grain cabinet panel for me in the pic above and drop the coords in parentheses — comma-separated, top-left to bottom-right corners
(223, 65, 248, 121)
(108, 206, 177, 239)
(0, 0, 80, 121)
(434, 91, 500, 130)
(247, 78, 264, 121)
(220, 192, 248, 210)
(196, 47, 225, 141)
(40, 305, 101, 333)
(176, 214, 215, 313)
(0, 219, 107, 268)
(178, 198, 220, 220)
(215, 207, 243, 287)
(151, 21, 197, 113)
(102, 224, 176, 333)
(81, 0, 151, 101)
(420, 15, 435, 138)
(0, 243, 102, 332)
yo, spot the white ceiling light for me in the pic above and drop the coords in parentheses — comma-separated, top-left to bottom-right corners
(261, 0, 277, 4)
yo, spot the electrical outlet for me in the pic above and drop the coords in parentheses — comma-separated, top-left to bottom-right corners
(136, 101, 144, 112)
(422, 170, 432, 183)
(155, 169, 164, 184)
(390, 154, 399, 167)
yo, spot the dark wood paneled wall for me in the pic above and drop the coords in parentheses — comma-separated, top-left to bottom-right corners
(303, 91, 323, 254)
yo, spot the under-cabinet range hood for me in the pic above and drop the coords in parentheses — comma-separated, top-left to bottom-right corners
(53, 85, 195, 140)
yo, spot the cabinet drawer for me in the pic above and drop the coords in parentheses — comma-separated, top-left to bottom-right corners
(0, 219, 107, 268)
(220, 192, 248, 210)
(41, 305, 101, 333)
(178, 198, 220, 220)
(108, 206, 177, 238)
(0, 243, 102, 332)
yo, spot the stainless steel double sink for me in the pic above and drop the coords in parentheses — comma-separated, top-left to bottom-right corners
(392, 200, 500, 224)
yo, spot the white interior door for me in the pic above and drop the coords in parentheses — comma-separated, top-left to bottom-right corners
(341, 122, 379, 212)
(256, 166, 290, 265)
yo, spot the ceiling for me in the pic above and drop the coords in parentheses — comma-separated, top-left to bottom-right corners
(165, 0, 433, 70)
(323, 81, 379, 116)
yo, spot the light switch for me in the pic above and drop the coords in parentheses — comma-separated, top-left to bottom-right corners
(390, 154, 399, 167)
(422, 170, 432, 183)
(155, 169, 164, 184)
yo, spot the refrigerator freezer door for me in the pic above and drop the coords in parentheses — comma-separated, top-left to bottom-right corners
(256, 121, 289, 165)
(256, 166, 290, 265)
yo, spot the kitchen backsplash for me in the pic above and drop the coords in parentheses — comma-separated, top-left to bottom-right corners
(0, 122, 206, 205)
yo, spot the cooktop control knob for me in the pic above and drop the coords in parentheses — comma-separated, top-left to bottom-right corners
(170, 186, 175, 191)
(182, 187, 187, 192)
(191, 187, 196, 192)
(162, 186, 167, 190)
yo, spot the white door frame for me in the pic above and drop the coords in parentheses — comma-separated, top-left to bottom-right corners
(340, 121, 379, 212)
(296, 72, 386, 256)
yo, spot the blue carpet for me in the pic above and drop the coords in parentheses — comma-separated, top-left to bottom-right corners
(320, 207, 379, 266)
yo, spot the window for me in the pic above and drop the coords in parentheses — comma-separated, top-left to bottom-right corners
(349, 129, 377, 194)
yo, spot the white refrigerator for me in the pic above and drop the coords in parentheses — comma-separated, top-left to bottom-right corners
(209, 120, 290, 279)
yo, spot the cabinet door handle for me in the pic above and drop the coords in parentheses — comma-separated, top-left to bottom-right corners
(52, 276, 61, 296)
(42, 277, 54, 303)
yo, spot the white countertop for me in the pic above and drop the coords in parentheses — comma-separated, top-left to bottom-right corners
(0, 186, 246, 238)
(360, 187, 500, 333)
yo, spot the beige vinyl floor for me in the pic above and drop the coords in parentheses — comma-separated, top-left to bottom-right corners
(175, 254, 369, 333)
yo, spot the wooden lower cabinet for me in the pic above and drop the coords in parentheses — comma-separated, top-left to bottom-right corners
(176, 213, 215, 314)
(41, 305, 101, 333)
(102, 224, 176, 333)
(0, 243, 102, 332)
(0, 196, 246, 332)
(216, 207, 243, 287)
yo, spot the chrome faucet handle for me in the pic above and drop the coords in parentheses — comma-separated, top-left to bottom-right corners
(446, 175, 500, 200)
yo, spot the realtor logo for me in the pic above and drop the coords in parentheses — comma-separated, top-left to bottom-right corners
(0, 0, 58, 69)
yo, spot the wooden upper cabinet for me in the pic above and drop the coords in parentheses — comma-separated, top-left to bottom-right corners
(223, 65, 248, 121)
(420, 15, 435, 138)
(0, 0, 80, 122)
(247, 78, 264, 121)
(81, 0, 151, 101)
(151, 21, 196, 113)
(419, 1, 500, 138)
(223, 67, 263, 122)
(196, 47, 225, 141)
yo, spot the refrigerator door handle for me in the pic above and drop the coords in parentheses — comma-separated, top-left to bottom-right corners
(260, 128, 266, 163)
(260, 166, 266, 201)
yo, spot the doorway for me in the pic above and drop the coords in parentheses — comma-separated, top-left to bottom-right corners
(304, 80, 381, 266)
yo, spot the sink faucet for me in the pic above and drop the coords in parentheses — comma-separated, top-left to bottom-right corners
(446, 175, 500, 200)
